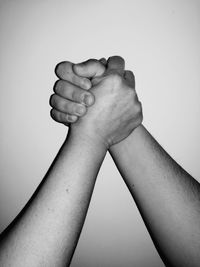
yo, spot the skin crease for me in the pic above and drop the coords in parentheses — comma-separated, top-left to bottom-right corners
(52, 56, 200, 267)
(0, 57, 142, 267)
(70, 74, 142, 148)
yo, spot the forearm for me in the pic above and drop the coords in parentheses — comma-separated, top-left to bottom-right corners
(110, 124, 200, 267)
(0, 129, 106, 267)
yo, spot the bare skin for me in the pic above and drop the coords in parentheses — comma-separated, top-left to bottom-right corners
(0, 57, 142, 266)
(53, 56, 200, 267)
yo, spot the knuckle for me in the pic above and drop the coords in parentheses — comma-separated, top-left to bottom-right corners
(55, 61, 71, 79)
(50, 94, 67, 112)
(55, 62, 64, 78)
(54, 63, 60, 77)
(50, 108, 55, 119)
(92, 59, 105, 74)
(53, 80, 63, 94)
(50, 108, 59, 122)
(50, 108, 76, 125)
(108, 73, 122, 85)
(49, 94, 56, 107)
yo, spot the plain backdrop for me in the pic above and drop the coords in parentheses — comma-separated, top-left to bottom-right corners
(0, 0, 200, 266)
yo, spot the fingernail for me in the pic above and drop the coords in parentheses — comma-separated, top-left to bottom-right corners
(67, 115, 77, 122)
(77, 106, 85, 115)
(84, 95, 93, 106)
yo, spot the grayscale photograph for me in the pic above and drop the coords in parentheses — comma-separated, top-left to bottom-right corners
(0, 1, 200, 266)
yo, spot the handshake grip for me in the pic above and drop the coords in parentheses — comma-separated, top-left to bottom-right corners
(50, 56, 143, 148)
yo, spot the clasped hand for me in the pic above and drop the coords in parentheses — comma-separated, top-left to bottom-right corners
(50, 56, 143, 149)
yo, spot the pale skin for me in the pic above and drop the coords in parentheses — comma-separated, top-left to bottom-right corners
(0, 57, 142, 266)
(52, 56, 200, 267)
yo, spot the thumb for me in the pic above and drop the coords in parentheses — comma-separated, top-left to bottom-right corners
(73, 59, 106, 78)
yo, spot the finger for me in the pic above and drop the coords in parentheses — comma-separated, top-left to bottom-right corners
(55, 61, 92, 90)
(73, 59, 106, 78)
(99, 57, 107, 66)
(50, 108, 78, 124)
(54, 80, 95, 106)
(106, 56, 125, 75)
(124, 70, 135, 87)
(50, 94, 87, 116)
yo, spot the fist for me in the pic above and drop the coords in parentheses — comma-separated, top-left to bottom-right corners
(50, 57, 143, 148)
(50, 61, 95, 125)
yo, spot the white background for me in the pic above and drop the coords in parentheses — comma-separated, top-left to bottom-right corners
(0, 0, 200, 266)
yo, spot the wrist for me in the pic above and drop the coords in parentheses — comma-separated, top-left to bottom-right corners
(109, 124, 144, 151)
(67, 125, 108, 155)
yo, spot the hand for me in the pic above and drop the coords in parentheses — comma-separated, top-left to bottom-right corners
(50, 61, 96, 125)
(50, 56, 143, 149)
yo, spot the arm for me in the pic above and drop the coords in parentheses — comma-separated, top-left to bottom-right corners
(0, 58, 140, 267)
(54, 57, 200, 266)
(110, 124, 200, 267)
(105, 58, 200, 267)
(0, 122, 107, 267)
